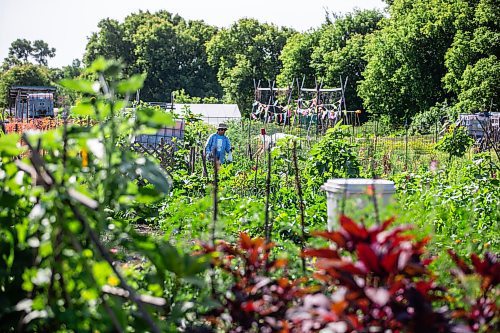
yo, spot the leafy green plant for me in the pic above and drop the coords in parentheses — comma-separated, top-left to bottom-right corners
(305, 123, 360, 191)
(394, 153, 500, 258)
(409, 101, 449, 135)
(435, 125, 474, 159)
(0, 58, 211, 332)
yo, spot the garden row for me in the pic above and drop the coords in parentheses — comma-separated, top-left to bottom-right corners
(0, 61, 498, 332)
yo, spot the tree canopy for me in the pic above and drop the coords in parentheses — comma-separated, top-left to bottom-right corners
(316, 10, 383, 111)
(206, 18, 293, 114)
(358, 0, 463, 124)
(1, 2, 498, 123)
(84, 11, 221, 102)
(443, 0, 499, 114)
(277, 31, 320, 89)
(3, 39, 56, 69)
(0, 64, 51, 108)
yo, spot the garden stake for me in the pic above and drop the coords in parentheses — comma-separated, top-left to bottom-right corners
(264, 145, 272, 244)
(292, 141, 306, 273)
(247, 118, 252, 160)
(253, 154, 259, 194)
(370, 176, 381, 226)
(102, 298, 125, 333)
(211, 148, 219, 247)
(209, 150, 220, 301)
(405, 117, 409, 171)
(190, 146, 195, 173)
(201, 151, 208, 177)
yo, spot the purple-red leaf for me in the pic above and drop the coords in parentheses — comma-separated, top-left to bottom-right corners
(313, 231, 347, 248)
(357, 244, 382, 274)
(302, 248, 340, 259)
(340, 215, 368, 239)
(381, 251, 400, 273)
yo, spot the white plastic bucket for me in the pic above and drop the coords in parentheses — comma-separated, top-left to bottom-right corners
(321, 178, 396, 231)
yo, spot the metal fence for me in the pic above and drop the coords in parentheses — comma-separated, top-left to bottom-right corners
(134, 119, 185, 148)
(175, 117, 444, 176)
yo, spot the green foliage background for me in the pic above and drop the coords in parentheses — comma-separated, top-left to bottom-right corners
(1, 1, 498, 122)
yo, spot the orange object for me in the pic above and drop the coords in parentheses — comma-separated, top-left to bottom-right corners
(81, 149, 88, 167)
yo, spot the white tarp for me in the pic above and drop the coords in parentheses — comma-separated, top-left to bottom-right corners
(172, 104, 241, 126)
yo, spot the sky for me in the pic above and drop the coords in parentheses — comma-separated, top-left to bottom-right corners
(0, 0, 386, 68)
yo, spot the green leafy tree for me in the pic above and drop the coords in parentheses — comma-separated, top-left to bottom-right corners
(2, 39, 56, 69)
(7, 39, 33, 63)
(206, 18, 293, 114)
(0, 64, 51, 108)
(278, 10, 382, 111)
(178, 20, 222, 98)
(61, 59, 83, 79)
(359, 0, 461, 125)
(173, 88, 202, 103)
(120, 10, 189, 71)
(50, 59, 83, 82)
(84, 11, 221, 102)
(323, 34, 373, 112)
(31, 40, 56, 66)
(84, 18, 134, 71)
(453, 55, 499, 114)
(311, 10, 383, 80)
(49, 59, 84, 106)
(277, 31, 320, 88)
(131, 17, 211, 101)
(443, 0, 499, 114)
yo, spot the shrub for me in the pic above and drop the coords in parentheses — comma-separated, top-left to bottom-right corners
(291, 216, 452, 332)
(435, 125, 474, 159)
(0, 58, 211, 332)
(305, 123, 360, 191)
(409, 101, 450, 135)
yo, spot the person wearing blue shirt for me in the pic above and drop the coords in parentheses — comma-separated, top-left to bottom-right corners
(205, 123, 232, 164)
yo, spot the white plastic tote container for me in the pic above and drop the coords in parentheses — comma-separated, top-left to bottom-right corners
(321, 178, 396, 231)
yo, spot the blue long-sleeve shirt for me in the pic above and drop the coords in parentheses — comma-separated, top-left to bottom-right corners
(205, 133, 231, 163)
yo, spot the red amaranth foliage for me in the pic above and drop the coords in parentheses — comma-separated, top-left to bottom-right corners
(289, 215, 452, 333)
(448, 250, 499, 332)
(202, 233, 308, 332)
(199, 221, 498, 333)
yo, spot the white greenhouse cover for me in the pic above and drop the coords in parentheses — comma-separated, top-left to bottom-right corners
(172, 104, 241, 125)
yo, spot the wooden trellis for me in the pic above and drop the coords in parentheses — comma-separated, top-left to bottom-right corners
(251, 77, 361, 137)
(252, 80, 294, 124)
(130, 140, 177, 171)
